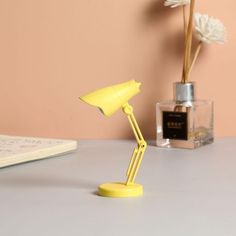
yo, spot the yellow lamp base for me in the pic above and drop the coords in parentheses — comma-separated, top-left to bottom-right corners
(98, 182, 143, 198)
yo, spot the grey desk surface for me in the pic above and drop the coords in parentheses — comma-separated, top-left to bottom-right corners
(0, 138, 236, 236)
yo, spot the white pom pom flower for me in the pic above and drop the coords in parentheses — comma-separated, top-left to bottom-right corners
(194, 13, 227, 44)
(164, 0, 190, 8)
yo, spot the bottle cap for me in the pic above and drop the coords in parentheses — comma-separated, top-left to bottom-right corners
(174, 82, 195, 102)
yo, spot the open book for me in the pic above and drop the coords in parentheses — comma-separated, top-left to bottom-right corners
(0, 135, 77, 168)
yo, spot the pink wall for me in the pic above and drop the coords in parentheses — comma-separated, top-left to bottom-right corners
(0, 0, 235, 139)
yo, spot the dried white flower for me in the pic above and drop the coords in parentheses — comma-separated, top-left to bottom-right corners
(194, 13, 227, 44)
(164, 0, 190, 8)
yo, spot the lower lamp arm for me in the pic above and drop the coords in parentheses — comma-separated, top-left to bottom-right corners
(122, 103, 147, 185)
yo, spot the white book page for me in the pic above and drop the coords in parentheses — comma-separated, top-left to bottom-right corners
(0, 135, 76, 158)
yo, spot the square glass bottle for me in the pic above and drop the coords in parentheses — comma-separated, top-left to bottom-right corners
(156, 82, 214, 149)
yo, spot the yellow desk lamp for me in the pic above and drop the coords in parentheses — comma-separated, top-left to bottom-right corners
(80, 80, 147, 197)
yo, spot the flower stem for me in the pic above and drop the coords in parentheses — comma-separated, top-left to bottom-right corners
(183, 5, 187, 37)
(189, 41, 202, 75)
(181, 5, 187, 83)
(183, 0, 195, 83)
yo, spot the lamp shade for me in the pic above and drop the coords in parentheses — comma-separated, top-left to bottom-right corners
(80, 80, 141, 117)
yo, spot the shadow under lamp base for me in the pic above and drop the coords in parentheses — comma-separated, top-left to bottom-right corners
(98, 182, 143, 197)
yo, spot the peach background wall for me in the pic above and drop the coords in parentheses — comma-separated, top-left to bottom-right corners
(0, 0, 235, 139)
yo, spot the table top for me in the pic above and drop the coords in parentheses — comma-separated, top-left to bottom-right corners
(0, 138, 236, 236)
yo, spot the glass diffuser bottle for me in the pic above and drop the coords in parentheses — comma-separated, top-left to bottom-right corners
(156, 0, 226, 149)
(156, 82, 213, 149)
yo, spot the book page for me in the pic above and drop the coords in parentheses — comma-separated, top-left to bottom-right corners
(0, 135, 75, 158)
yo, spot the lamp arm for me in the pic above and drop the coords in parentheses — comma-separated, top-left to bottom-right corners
(122, 103, 147, 185)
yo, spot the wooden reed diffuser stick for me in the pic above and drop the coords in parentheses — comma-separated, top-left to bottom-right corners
(189, 41, 202, 75)
(183, 0, 195, 83)
(181, 5, 187, 83)
(182, 5, 187, 37)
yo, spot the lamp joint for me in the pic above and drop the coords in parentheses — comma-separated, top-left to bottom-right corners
(138, 140, 147, 149)
(122, 103, 133, 115)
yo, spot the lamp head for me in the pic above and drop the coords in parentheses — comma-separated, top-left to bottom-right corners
(80, 80, 141, 117)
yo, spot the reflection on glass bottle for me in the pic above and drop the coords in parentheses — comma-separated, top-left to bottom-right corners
(156, 82, 213, 149)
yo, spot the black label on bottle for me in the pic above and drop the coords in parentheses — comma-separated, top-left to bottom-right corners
(162, 111, 188, 140)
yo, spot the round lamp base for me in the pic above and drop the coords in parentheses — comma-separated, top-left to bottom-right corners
(98, 182, 143, 198)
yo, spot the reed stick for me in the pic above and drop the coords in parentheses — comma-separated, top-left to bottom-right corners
(188, 41, 202, 75)
(183, 0, 195, 83)
(182, 5, 187, 37)
(181, 5, 187, 83)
